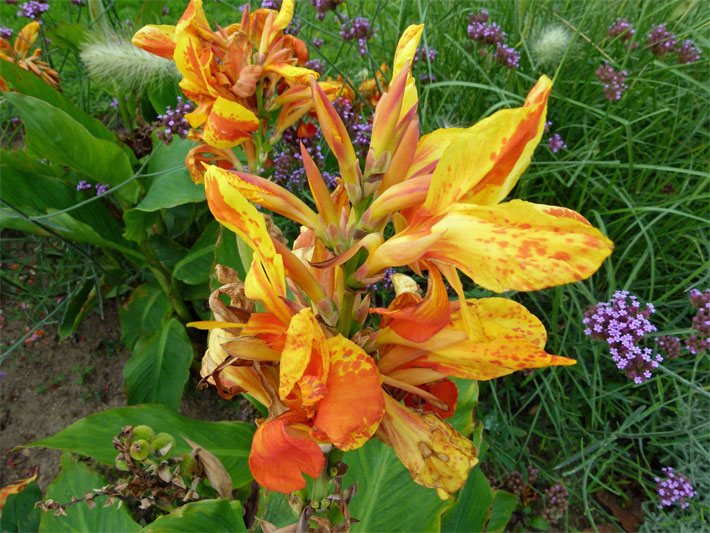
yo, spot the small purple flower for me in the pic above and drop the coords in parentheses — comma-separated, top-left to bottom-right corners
(0, 27, 12, 39)
(368, 267, 395, 292)
(17, 0, 48, 21)
(312, 36, 324, 49)
(271, 125, 327, 192)
(414, 46, 438, 64)
(656, 467, 696, 509)
(76, 180, 92, 191)
(542, 483, 569, 524)
(71, 0, 84, 6)
(647, 24, 677, 57)
(686, 289, 709, 354)
(334, 97, 372, 158)
(284, 18, 301, 36)
(156, 96, 193, 144)
(656, 336, 681, 360)
(583, 290, 661, 383)
(10, 116, 21, 127)
(310, 0, 343, 20)
(494, 43, 520, 68)
(95, 183, 110, 195)
(161, 5, 169, 15)
(110, 98, 119, 109)
(608, 18, 636, 41)
(340, 16, 373, 56)
(418, 73, 436, 84)
(261, 0, 281, 8)
(305, 58, 324, 74)
(547, 133, 567, 153)
(677, 39, 701, 64)
(544, 120, 553, 133)
(595, 63, 628, 101)
(468, 20, 505, 45)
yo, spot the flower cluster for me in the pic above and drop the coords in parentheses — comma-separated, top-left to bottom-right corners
(340, 16, 373, 56)
(647, 24, 677, 57)
(414, 45, 438, 83)
(333, 96, 372, 159)
(687, 289, 709, 354)
(76, 181, 110, 196)
(0, 27, 12, 39)
(677, 39, 701, 64)
(271, 124, 335, 191)
(543, 482, 569, 525)
(583, 290, 661, 383)
(310, 0, 343, 20)
(0, 21, 59, 88)
(608, 18, 636, 42)
(656, 467, 696, 509)
(156, 97, 193, 145)
(467, 10, 520, 69)
(656, 335, 681, 360)
(595, 63, 629, 101)
(304, 58, 324, 74)
(17, 0, 48, 21)
(547, 133, 567, 153)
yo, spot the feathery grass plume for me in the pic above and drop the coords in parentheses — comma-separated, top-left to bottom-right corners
(531, 25, 572, 67)
(80, 35, 179, 94)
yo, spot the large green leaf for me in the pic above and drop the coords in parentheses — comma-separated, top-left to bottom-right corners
(343, 439, 448, 532)
(40, 454, 140, 533)
(141, 499, 246, 532)
(173, 221, 219, 285)
(124, 318, 193, 410)
(213, 226, 245, 281)
(29, 404, 255, 488)
(59, 279, 96, 340)
(46, 23, 88, 51)
(449, 378, 479, 436)
(136, 138, 205, 211)
(119, 284, 172, 350)
(0, 481, 42, 533)
(0, 207, 51, 237)
(4, 93, 139, 203)
(440, 467, 518, 533)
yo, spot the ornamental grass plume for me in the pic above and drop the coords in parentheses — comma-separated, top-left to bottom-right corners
(531, 25, 572, 67)
(191, 24, 614, 499)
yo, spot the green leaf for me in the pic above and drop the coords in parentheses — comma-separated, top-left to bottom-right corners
(173, 221, 219, 285)
(441, 467, 518, 533)
(124, 318, 193, 410)
(343, 439, 448, 532)
(123, 209, 161, 243)
(0, 481, 42, 533)
(147, 81, 181, 117)
(528, 516, 552, 531)
(46, 23, 87, 51)
(213, 226, 245, 282)
(4, 93, 139, 203)
(148, 234, 188, 270)
(29, 404, 255, 488)
(449, 378, 479, 436)
(141, 499, 246, 533)
(260, 490, 296, 528)
(59, 280, 96, 340)
(135, 138, 205, 211)
(0, 207, 51, 237)
(39, 454, 140, 533)
(119, 284, 172, 350)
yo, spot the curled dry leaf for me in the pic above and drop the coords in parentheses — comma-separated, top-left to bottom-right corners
(182, 436, 233, 499)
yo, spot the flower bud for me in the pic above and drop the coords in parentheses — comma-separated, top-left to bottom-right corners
(129, 440, 151, 461)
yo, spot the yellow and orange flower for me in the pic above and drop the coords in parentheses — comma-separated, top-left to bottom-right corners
(194, 23, 614, 497)
(0, 22, 60, 89)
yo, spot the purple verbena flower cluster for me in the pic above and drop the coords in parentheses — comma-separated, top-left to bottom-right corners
(547, 133, 567, 153)
(261, 0, 281, 9)
(76, 180, 92, 191)
(414, 45, 438, 64)
(156, 97, 193, 145)
(647, 24, 677, 57)
(542, 483, 569, 525)
(583, 290, 661, 384)
(17, 0, 48, 21)
(272, 125, 336, 192)
(283, 17, 301, 36)
(72, 0, 84, 6)
(0, 26, 12, 39)
(310, 0, 342, 20)
(110, 98, 119, 109)
(333, 96, 372, 159)
(677, 39, 701, 64)
(340, 16, 373, 56)
(368, 268, 395, 292)
(608, 18, 636, 42)
(467, 10, 520, 69)
(656, 336, 681, 360)
(544, 120, 553, 133)
(686, 289, 710, 354)
(305, 58, 324, 74)
(95, 183, 110, 195)
(312, 36, 324, 49)
(595, 63, 629, 101)
(655, 467, 696, 509)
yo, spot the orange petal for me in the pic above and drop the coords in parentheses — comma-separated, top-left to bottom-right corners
(249, 415, 325, 493)
(390, 24, 423, 121)
(313, 336, 384, 450)
(175, 0, 212, 39)
(0, 468, 38, 512)
(279, 309, 329, 401)
(301, 142, 339, 230)
(131, 24, 176, 59)
(14, 22, 39, 57)
(377, 394, 477, 499)
(403, 378, 458, 419)
(368, 174, 431, 223)
(203, 97, 259, 149)
(367, 65, 409, 169)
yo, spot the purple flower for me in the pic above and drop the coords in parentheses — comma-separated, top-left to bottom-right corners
(418, 73, 436, 84)
(161, 5, 169, 15)
(686, 289, 709, 354)
(261, 0, 281, 8)
(76, 180, 92, 191)
(542, 483, 569, 524)
(272, 125, 326, 191)
(595, 63, 628, 101)
(468, 20, 505, 45)
(656, 336, 681, 360)
(414, 46, 438, 64)
(305, 58, 324, 74)
(547, 133, 567, 153)
(95, 183, 110, 195)
(156, 96, 193, 144)
(677, 39, 701, 64)
(369, 267, 395, 292)
(71, 0, 84, 6)
(310, 0, 343, 20)
(608, 18, 636, 41)
(110, 98, 119, 109)
(647, 24, 677, 57)
(10, 116, 21, 127)
(494, 43, 520, 68)
(340, 17, 373, 56)
(656, 467, 696, 509)
(0, 26, 12, 39)
(544, 120, 553, 133)
(583, 290, 661, 384)
(334, 97, 371, 158)
(312, 36, 324, 49)
(284, 18, 301, 36)
(17, 0, 48, 21)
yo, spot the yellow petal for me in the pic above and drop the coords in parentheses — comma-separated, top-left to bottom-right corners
(14, 22, 39, 57)
(390, 24, 423, 120)
(265, 63, 319, 84)
(175, 0, 212, 39)
(203, 97, 259, 149)
(273, 0, 294, 31)
(174, 32, 215, 98)
(131, 24, 176, 59)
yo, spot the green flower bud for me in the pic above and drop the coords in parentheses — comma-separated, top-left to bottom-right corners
(129, 439, 151, 461)
(150, 432, 175, 458)
(132, 425, 155, 442)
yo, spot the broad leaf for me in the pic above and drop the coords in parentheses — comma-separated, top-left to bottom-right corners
(59, 280, 96, 339)
(29, 404, 255, 488)
(118, 284, 172, 349)
(123, 209, 161, 243)
(173, 221, 219, 285)
(40, 454, 140, 533)
(449, 378, 479, 436)
(136, 138, 205, 211)
(46, 23, 87, 51)
(0, 481, 41, 533)
(141, 499, 246, 532)
(0, 207, 51, 237)
(124, 318, 193, 410)
(214, 226, 245, 282)
(4, 93, 139, 203)
(343, 439, 448, 532)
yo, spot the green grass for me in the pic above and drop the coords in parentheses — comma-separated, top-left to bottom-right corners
(1, 0, 708, 530)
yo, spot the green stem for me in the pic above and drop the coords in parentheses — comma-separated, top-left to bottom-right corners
(337, 289, 355, 337)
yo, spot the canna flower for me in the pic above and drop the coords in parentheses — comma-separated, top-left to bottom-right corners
(195, 24, 613, 497)
(0, 21, 59, 88)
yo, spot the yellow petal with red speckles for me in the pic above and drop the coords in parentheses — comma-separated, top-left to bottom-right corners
(244, 256, 293, 326)
(426, 200, 614, 292)
(249, 415, 325, 494)
(175, 0, 212, 39)
(174, 32, 215, 98)
(424, 76, 552, 213)
(273, 0, 294, 31)
(131, 24, 176, 59)
(14, 22, 39, 56)
(377, 394, 476, 499)
(313, 335, 384, 450)
(203, 97, 259, 149)
(391, 24, 423, 119)
(264, 63, 318, 84)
